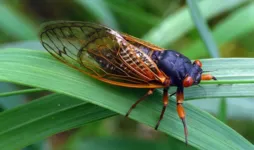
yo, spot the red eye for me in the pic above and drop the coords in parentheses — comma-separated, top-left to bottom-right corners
(194, 60, 202, 67)
(183, 76, 194, 87)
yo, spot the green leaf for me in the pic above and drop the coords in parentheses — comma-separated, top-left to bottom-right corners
(105, 0, 160, 36)
(182, 3, 254, 59)
(0, 3, 37, 40)
(0, 88, 43, 97)
(65, 137, 196, 150)
(143, 0, 250, 47)
(217, 98, 227, 122)
(0, 82, 27, 109)
(186, 0, 219, 58)
(0, 49, 253, 150)
(0, 93, 115, 150)
(75, 0, 119, 29)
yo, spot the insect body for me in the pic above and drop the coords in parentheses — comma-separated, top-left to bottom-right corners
(39, 21, 216, 144)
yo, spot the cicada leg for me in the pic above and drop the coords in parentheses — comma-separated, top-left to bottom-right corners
(125, 88, 154, 117)
(201, 74, 217, 80)
(176, 86, 188, 145)
(155, 87, 169, 130)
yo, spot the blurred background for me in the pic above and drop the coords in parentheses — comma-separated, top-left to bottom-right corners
(0, 0, 254, 149)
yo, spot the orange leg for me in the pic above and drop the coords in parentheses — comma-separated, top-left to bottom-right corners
(201, 74, 217, 80)
(125, 89, 154, 117)
(176, 86, 188, 145)
(155, 88, 169, 130)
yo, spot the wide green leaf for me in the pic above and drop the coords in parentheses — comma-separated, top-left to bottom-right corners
(0, 49, 253, 150)
(0, 93, 115, 150)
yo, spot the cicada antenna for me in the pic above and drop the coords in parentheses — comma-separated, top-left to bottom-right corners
(202, 69, 218, 73)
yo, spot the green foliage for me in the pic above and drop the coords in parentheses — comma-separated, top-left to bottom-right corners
(0, 93, 115, 150)
(0, 0, 254, 150)
(0, 3, 37, 40)
(143, 0, 250, 47)
(183, 3, 254, 59)
(0, 49, 254, 149)
(186, 0, 220, 58)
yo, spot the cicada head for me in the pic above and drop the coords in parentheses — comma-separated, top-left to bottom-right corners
(183, 60, 203, 87)
(156, 50, 206, 87)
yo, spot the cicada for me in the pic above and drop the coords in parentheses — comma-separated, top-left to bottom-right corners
(39, 21, 216, 144)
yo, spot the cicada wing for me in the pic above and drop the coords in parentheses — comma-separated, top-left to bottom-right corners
(40, 21, 166, 88)
(122, 33, 165, 51)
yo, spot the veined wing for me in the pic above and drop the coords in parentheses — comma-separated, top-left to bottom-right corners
(122, 33, 164, 51)
(39, 21, 168, 88)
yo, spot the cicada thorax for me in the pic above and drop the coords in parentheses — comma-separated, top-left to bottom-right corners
(128, 42, 162, 65)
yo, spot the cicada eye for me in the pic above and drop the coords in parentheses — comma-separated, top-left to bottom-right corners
(195, 73, 201, 84)
(183, 76, 194, 87)
(193, 60, 202, 67)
